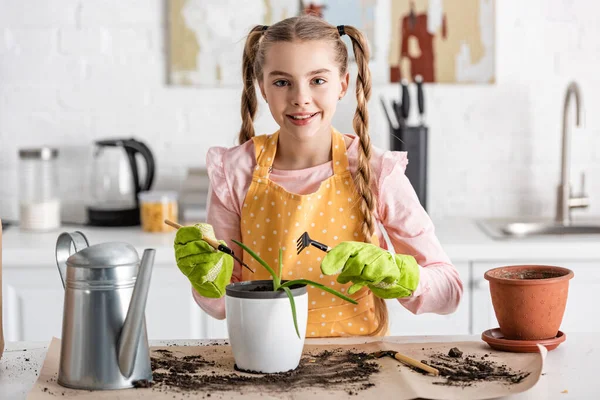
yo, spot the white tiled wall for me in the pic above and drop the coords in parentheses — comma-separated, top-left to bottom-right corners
(1, 0, 599, 222)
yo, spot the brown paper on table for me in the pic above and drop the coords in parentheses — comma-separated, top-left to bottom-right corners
(28, 337, 546, 400)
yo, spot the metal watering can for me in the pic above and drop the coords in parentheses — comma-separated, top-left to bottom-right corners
(55, 231, 155, 390)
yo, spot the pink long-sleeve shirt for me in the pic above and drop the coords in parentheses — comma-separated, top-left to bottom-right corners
(194, 133, 463, 320)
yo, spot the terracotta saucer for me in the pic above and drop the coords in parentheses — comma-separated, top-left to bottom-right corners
(481, 328, 566, 353)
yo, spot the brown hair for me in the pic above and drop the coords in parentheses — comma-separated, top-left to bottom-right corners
(239, 15, 387, 336)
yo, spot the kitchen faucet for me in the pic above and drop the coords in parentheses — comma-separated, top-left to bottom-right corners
(556, 81, 589, 225)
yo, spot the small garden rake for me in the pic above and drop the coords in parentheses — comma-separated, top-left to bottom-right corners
(296, 231, 331, 255)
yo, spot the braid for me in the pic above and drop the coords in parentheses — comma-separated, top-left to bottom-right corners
(345, 25, 388, 337)
(344, 26, 375, 240)
(239, 26, 264, 145)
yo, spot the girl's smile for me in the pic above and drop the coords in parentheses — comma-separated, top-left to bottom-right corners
(287, 111, 321, 126)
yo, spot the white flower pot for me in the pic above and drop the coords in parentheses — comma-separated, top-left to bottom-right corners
(225, 280, 308, 373)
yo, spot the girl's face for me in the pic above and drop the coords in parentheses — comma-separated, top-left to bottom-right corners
(259, 40, 349, 141)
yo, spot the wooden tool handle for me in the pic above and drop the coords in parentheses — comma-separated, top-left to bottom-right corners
(164, 219, 221, 250)
(164, 219, 182, 229)
(394, 353, 439, 376)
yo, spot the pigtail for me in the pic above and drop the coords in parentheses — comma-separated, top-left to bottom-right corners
(344, 26, 375, 240)
(344, 25, 388, 337)
(239, 26, 265, 145)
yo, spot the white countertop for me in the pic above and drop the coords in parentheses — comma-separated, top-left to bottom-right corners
(2, 218, 600, 267)
(1, 333, 597, 400)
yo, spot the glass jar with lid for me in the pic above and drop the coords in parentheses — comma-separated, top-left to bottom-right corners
(138, 191, 179, 233)
(18, 147, 61, 231)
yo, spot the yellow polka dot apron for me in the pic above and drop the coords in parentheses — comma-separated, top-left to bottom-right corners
(240, 129, 384, 338)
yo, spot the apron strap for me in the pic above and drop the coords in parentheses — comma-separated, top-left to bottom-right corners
(251, 131, 279, 179)
(252, 129, 350, 177)
(331, 129, 350, 175)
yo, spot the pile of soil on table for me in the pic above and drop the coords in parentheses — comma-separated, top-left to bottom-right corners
(139, 347, 379, 396)
(414, 347, 531, 387)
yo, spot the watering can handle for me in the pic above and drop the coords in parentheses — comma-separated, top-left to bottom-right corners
(55, 231, 90, 289)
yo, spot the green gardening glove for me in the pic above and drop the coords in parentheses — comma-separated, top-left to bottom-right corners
(320, 242, 420, 299)
(174, 223, 233, 298)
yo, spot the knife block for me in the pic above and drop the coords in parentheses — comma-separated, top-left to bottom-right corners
(390, 125, 428, 210)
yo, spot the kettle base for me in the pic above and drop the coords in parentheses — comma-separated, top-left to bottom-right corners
(87, 207, 140, 227)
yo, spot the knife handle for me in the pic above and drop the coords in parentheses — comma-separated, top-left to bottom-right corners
(401, 79, 410, 119)
(415, 75, 424, 117)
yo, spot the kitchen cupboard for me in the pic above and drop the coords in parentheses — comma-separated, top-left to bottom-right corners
(471, 261, 600, 335)
(2, 262, 471, 341)
(0, 264, 230, 342)
(145, 267, 229, 340)
(386, 262, 470, 336)
(3, 258, 598, 342)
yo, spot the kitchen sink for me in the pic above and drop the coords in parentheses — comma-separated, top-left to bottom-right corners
(478, 218, 600, 239)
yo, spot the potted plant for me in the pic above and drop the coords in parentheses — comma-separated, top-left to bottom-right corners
(225, 240, 357, 374)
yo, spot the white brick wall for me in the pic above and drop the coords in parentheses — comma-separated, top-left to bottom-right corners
(1, 0, 599, 223)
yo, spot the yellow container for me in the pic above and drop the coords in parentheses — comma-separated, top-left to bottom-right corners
(139, 191, 179, 232)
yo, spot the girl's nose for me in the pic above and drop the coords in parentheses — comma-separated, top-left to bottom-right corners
(291, 86, 312, 106)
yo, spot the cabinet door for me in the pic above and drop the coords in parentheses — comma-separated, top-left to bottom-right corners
(386, 262, 470, 336)
(200, 313, 229, 339)
(2, 268, 65, 342)
(1, 265, 228, 342)
(145, 266, 229, 340)
(472, 261, 600, 335)
(145, 266, 203, 340)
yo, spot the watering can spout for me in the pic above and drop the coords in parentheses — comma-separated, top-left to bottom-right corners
(118, 248, 155, 378)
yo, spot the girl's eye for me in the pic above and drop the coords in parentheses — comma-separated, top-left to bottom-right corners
(273, 80, 289, 87)
(312, 78, 326, 85)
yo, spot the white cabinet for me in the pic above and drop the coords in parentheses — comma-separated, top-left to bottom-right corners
(1, 263, 228, 342)
(386, 262, 470, 336)
(470, 263, 498, 335)
(471, 261, 600, 335)
(145, 266, 228, 340)
(145, 267, 200, 340)
(3, 234, 598, 341)
(2, 268, 64, 342)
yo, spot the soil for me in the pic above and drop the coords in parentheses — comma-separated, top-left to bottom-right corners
(248, 283, 306, 292)
(249, 285, 272, 292)
(415, 347, 530, 387)
(145, 347, 379, 395)
(447, 347, 463, 358)
(498, 270, 566, 280)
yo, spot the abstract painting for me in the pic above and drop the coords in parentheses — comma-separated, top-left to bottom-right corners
(168, 0, 377, 86)
(389, 0, 495, 84)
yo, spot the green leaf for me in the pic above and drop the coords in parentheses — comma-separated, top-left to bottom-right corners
(281, 286, 300, 339)
(280, 279, 358, 305)
(232, 239, 277, 283)
(275, 248, 283, 289)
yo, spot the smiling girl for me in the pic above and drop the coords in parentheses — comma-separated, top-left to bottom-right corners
(174, 15, 463, 337)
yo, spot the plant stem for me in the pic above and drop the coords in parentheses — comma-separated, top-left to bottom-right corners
(232, 241, 357, 339)
(275, 248, 283, 290)
(280, 279, 358, 305)
(232, 239, 277, 281)
(281, 287, 300, 338)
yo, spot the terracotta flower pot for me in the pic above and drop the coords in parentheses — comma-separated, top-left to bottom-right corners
(484, 265, 574, 340)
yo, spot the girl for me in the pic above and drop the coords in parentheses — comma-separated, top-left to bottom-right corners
(174, 15, 462, 337)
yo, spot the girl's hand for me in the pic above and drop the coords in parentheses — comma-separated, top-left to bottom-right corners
(320, 242, 420, 299)
(174, 223, 233, 298)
